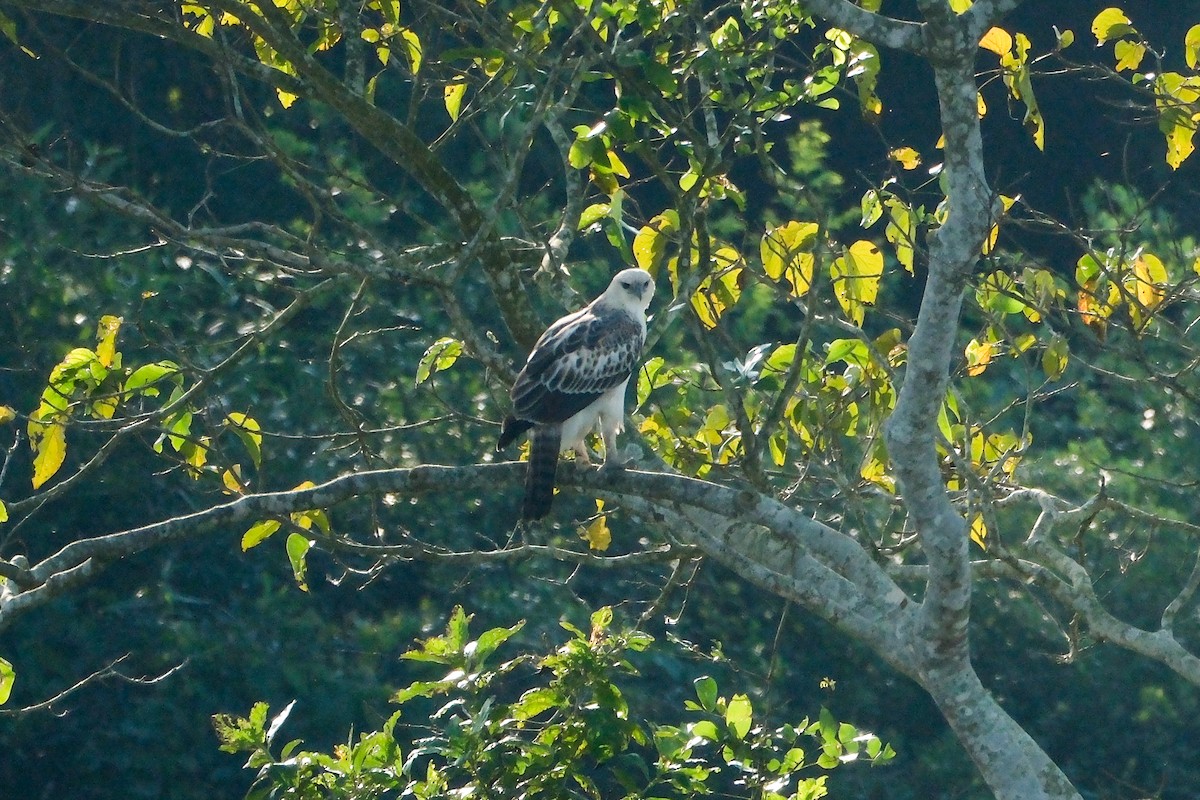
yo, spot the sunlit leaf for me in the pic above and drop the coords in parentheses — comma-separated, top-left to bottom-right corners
(444, 81, 467, 121)
(883, 198, 916, 274)
(28, 420, 66, 489)
(830, 241, 883, 326)
(0, 406, 13, 425)
(578, 202, 610, 230)
(0, 657, 13, 705)
(691, 251, 744, 329)
(1187, 24, 1200, 69)
(416, 337, 463, 385)
(223, 466, 246, 494)
(399, 28, 422, 73)
(976, 271, 1026, 315)
(242, 519, 281, 551)
(0, 500, 7, 523)
(979, 27, 1013, 56)
(964, 338, 994, 377)
(969, 514, 988, 550)
(889, 147, 920, 170)
(1114, 40, 1145, 71)
(761, 221, 818, 298)
(95, 315, 122, 368)
(725, 693, 753, 740)
(1092, 7, 1134, 45)
(579, 513, 611, 552)
(633, 212, 678, 276)
(286, 532, 313, 592)
(226, 412, 263, 468)
(124, 361, 181, 397)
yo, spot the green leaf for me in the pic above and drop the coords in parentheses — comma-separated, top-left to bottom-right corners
(590, 606, 613, 632)
(1042, 335, 1069, 380)
(242, 519, 281, 551)
(976, 272, 1026, 315)
(471, 620, 525, 666)
(511, 686, 561, 720)
(124, 361, 181, 396)
(694, 676, 718, 711)
(578, 202, 611, 230)
(690, 719, 720, 741)
(415, 337, 463, 385)
(286, 532, 313, 592)
(0, 500, 7, 523)
(0, 656, 13, 705)
(725, 693, 753, 739)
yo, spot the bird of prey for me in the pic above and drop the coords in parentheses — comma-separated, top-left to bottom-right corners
(496, 268, 655, 519)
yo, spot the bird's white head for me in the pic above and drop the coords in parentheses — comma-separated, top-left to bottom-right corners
(602, 267, 655, 314)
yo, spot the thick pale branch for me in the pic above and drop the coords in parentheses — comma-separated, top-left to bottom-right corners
(4, 464, 909, 646)
(801, 0, 925, 53)
(884, 28, 993, 660)
(623, 498, 918, 671)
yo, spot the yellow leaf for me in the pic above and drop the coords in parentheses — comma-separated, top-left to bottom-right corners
(760, 221, 818, 298)
(90, 397, 118, 420)
(883, 198, 916, 275)
(400, 27, 422, 73)
(1128, 252, 1168, 330)
(977, 91, 987, 118)
(444, 81, 467, 121)
(1114, 40, 1145, 72)
(223, 465, 245, 494)
(889, 146, 921, 170)
(964, 338, 994, 377)
(276, 89, 298, 109)
(690, 255, 743, 330)
(579, 513, 611, 552)
(1187, 23, 1200, 69)
(949, 0, 973, 13)
(830, 240, 883, 326)
(0, 499, 8, 523)
(0, 406, 15, 425)
(29, 420, 66, 489)
(860, 453, 895, 493)
(95, 315, 122, 368)
(633, 212, 678, 276)
(969, 514, 988, 550)
(979, 27, 1013, 56)
(1092, 7, 1133, 45)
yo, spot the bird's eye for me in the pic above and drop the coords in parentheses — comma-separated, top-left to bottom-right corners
(621, 281, 632, 290)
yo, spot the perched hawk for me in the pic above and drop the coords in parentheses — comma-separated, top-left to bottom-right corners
(497, 268, 655, 519)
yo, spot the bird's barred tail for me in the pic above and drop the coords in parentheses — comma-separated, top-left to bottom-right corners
(522, 425, 560, 520)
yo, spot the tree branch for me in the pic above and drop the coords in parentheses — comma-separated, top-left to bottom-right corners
(800, 0, 925, 53)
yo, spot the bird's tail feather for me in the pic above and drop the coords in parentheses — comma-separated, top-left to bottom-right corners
(523, 425, 560, 520)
